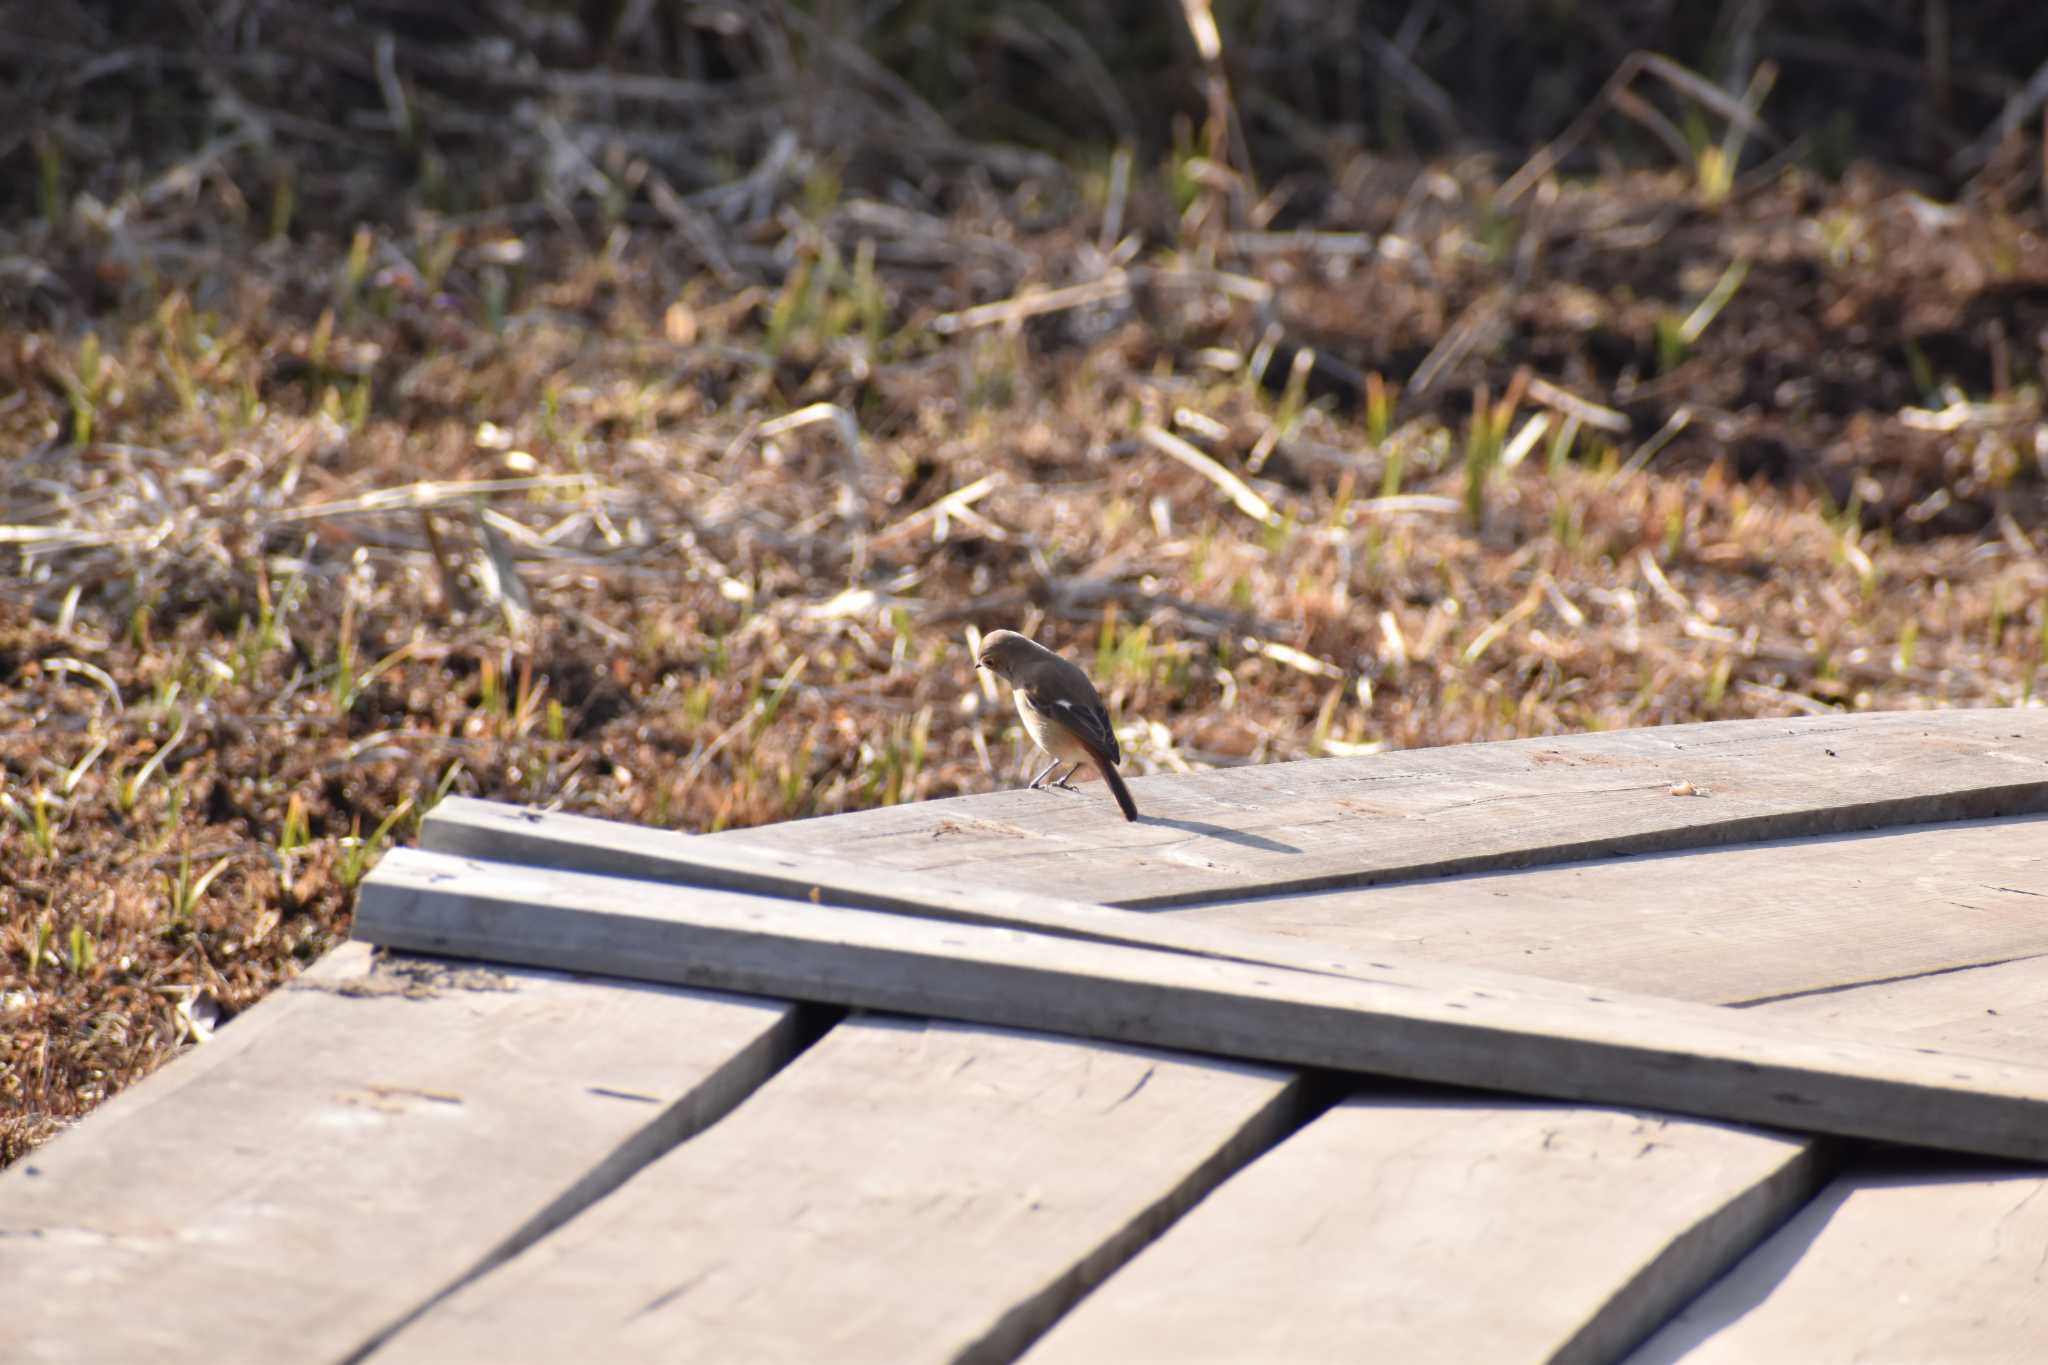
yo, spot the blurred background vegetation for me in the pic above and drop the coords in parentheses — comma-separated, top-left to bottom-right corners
(13, 0, 2048, 220)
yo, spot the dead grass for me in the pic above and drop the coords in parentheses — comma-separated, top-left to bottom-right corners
(6, 3, 2048, 1164)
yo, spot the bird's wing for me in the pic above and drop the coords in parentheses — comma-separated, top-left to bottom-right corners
(1022, 683, 1122, 766)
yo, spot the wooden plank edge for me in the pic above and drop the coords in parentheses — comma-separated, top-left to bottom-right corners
(0, 943, 375, 1177)
(417, 792, 2048, 1023)
(726, 709, 2048, 909)
(961, 1077, 1313, 1364)
(335, 984, 830, 1365)
(418, 796, 1553, 993)
(354, 848, 2048, 1164)
(421, 794, 1206, 945)
(1553, 1136, 1836, 1365)
(424, 762, 2048, 930)
(1118, 782, 2048, 910)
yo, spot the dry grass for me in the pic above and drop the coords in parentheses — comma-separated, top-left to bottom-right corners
(6, 3, 2048, 1164)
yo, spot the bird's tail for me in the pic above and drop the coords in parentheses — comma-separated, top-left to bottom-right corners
(1098, 760, 1138, 822)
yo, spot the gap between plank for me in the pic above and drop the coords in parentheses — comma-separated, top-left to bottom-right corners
(958, 1069, 1350, 1364)
(1109, 785, 2048, 910)
(1552, 1137, 1841, 1364)
(1725, 952, 2048, 1009)
(353, 849, 2048, 1164)
(338, 985, 841, 1364)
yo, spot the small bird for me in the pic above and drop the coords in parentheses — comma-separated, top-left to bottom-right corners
(976, 629, 1138, 822)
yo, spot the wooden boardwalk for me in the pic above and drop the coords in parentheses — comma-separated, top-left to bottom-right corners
(6, 710, 2048, 1362)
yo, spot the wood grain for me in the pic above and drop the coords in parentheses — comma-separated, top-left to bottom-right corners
(375, 1017, 1301, 1364)
(1171, 814, 2048, 1008)
(0, 943, 805, 1365)
(1024, 1098, 1822, 1365)
(1625, 1156, 2048, 1363)
(704, 710, 2048, 907)
(355, 847, 2048, 1162)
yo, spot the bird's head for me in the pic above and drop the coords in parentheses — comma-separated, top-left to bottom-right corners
(975, 628, 1032, 679)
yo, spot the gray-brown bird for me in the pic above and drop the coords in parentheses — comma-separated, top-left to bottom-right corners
(976, 629, 1138, 821)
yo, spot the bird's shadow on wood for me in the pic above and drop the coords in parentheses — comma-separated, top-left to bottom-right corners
(1139, 816, 1301, 854)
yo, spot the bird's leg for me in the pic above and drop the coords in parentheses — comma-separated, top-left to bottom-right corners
(1050, 763, 1083, 791)
(1026, 757, 1064, 790)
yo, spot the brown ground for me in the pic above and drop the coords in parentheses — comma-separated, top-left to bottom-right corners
(5, 4, 2048, 1163)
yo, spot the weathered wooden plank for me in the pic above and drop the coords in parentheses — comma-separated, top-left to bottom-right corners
(428, 798, 2048, 1019)
(0, 942, 806, 1365)
(1024, 1098, 1823, 1365)
(1172, 815, 2048, 1007)
(1624, 1156, 2048, 1363)
(355, 847, 2048, 1162)
(427, 795, 1725, 997)
(1754, 952, 2048, 1058)
(706, 710, 2048, 907)
(374, 1017, 1302, 1364)
(1166, 829, 2048, 1363)
(422, 795, 1450, 986)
